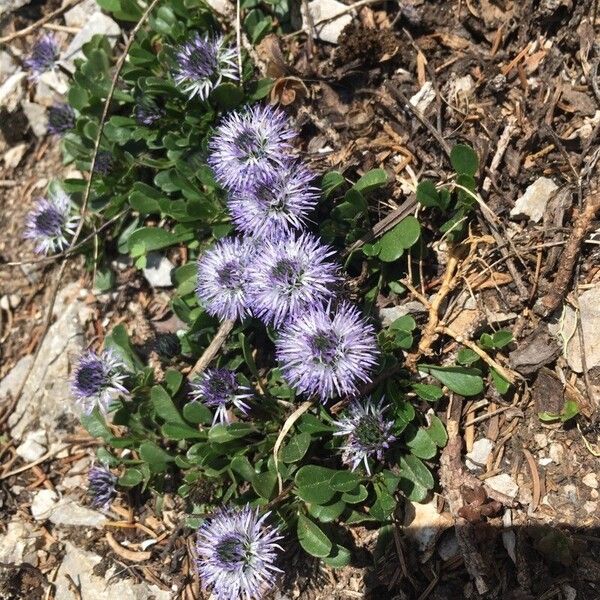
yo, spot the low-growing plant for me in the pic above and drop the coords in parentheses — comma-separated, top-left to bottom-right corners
(18, 1, 517, 596)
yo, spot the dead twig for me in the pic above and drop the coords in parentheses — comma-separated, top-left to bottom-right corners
(187, 319, 235, 380)
(537, 189, 600, 316)
(0, 0, 83, 44)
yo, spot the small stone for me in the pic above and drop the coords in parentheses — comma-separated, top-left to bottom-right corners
(49, 498, 107, 528)
(62, 12, 120, 68)
(539, 457, 553, 466)
(0, 50, 17, 79)
(21, 100, 48, 138)
(64, 0, 100, 27)
(9, 294, 21, 308)
(534, 433, 549, 449)
(485, 473, 519, 499)
(548, 442, 564, 465)
(0, 520, 37, 563)
(437, 530, 460, 561)
(466, 438, 494, 471)
(582, 473, 599, 489)
(143, 252, 175, 288)
(510, 177, 558, 223)
(306, 0, 353, 44)
(410, 81, 436, 113)
(563, 483, 578, 502)
(584, 501, 598, 514)
(379, 302, 427, 326)
(31, 489, 59, 520)
(0, 70, 26, 112)
(16, 430, 47, 462)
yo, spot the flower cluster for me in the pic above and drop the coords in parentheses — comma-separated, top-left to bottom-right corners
(173, 33, 237, 101)
(196, 104, 379, 409)
(47, 103, 75, 135)
(25, 34, 59, 79)
(88, 465, 118, 509)
(196, 505, 283, 600)
(24, 187, 78, 255)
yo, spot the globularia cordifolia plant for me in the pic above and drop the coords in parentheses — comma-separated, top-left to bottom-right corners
(19, 2, 510, 597)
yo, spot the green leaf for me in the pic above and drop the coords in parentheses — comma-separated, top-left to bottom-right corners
(246, 77, 274, 100)
(104, 324, 143, 371)
(297, 514, 332, 558)
(398, 455, 434, 502)
(322, 171, 345, 198)
(341, 484, 368, 504)
(450, 143, 479, 176)
(151, 385, 185, 424)
(378, 216, 421, 262)
(560, 399, 579, 422)
(230, 455, 255, 481)
(118, 468, 143, 487)
(253, 471, 277, 499)
(308, 499, 346, 523)
(405, 427, 437, 459)
(281, 433, 311, 463)
(211, 83, 244, 110)
(165, 370, 183, 395)
(370, 484, 396, 521)
(297, 414, 335, 434)
(128, 227, 191, 257)
(416, 179, 441, 208)
(412, 383, 444, 402)
(457, 347, 480, 366)
(295, 465, 336, 504)
(419, 365, 484, 396)
(183, 402, 213, 425)
(490, 368, 511, 394)
(426, 415, 448, 447)
(354, 168, 387, 194)
(139, 442, 173, 473)
(390, 315, 416, 331)
(80, 408, 112, 441)
(209, 423, 255, 444)
(161, 422, 204, 440)
(330, 471, 361, 492)
(492, 330, 513, 349)
(322, 544, 351, 567)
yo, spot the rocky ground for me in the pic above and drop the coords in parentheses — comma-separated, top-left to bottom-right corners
(2, 0, 600, 599)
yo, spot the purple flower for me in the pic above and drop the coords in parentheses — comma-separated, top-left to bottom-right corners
(228, 160, 319, 237)
(332, 398, 396, 475)
(88, 466, 117, 509)
(24, 187, 78, 255)
(24, 34, 59, 79)
(247, 232, 339, 327)
(135, 96, 164, 126)
(196, 237, 257, 321)
(93, 151, 113, 175)
(47, 103, 75, 135)
(196, 505, 283, 600)
(71, 349, 127, 414)
(189, 368, 252, 424)
(173, 33, 237, 100)
(276, 301, 379, 400)
(208, 105, 296, 192)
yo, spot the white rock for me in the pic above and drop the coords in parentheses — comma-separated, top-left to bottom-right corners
(410, 81, 436, 113)
(16, 430, 47, 462)
(510, 177, 558, 223)
(22, 100, 48, 138)
(1, 283, 88, 441)
(485, 473, 519, 499)
(552, 284, 600, 373)
(49, 498, 107, 528)
(36, 70, 69, 100)
(548, 442, 564, 464)
(143, 252, 175, 288)
(63, 0, 100, 27)
(379, 302, 427, 326)
(534, 433, 549, 449)
(0, 519, 37, 563)
(3, 139, 26, 167)
(437, 530, 460, 561)
(62, 12, 120, 68)
(404, 499, 453, 558)
(0, 70, 26, 112)
(306, 0, 353, 44)
(202, 0, 232, 15)
(465, 438, 494, 471)
(582, 473, 599, 489)
(539, 457, 553, 466)
(31, 489, 59, 520)
(0, 51, 17, 81)
(0, 0, 31, 18)
(54, 542, 171, 600)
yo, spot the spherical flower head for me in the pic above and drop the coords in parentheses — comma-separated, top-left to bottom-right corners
(276, 301, 379, 400)
(25, 34, 59, 79)
(196, 237, 257, 321)
(135, 96, 164, 126)
(196, 505, 283, 600)
(47, 103, 75, 135)
(24, 187, 78, 255)
(88, 465, 117, 509)
(71, 349, 128, 414)
(208, 104, 297, 192)
(228, 160, 320, 237)
(189, 368, 252, 424)
(173, 33, 237, 101)
(93, 151, 113, 175)
(332, 398, 396, 475)
(247, 232, 340, 327)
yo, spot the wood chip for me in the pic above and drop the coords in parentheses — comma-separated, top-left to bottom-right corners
(105, 531, 152, 562)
